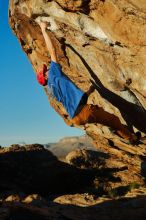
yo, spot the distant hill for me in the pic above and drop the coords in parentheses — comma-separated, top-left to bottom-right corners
(45, 135, 96, 158)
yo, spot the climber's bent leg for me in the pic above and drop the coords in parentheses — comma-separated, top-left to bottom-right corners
(72, 104, 134, 140)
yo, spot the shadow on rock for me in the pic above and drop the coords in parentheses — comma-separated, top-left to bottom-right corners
(66, 44, 146, 134)
(141, 155, 146, 184)
(0, 144, 94, 195)
(66, 149, 110, 169)
(66, 149, 128, 195)
(1, 195, 146, 220)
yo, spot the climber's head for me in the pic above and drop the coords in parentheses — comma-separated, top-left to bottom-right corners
(37, 64, 48, 86)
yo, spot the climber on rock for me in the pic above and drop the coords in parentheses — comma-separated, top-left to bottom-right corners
(36, 21, 140, 145)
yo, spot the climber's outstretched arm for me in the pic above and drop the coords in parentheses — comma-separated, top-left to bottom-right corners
(39, 21, 58, 63)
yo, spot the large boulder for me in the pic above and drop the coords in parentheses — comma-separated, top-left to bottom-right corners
(8, 0, 146, 142)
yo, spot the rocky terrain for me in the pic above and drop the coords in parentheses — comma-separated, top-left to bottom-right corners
(2, 142, 145, 220)
(0, 143, 146, 219)
(4, 0, 146, 219)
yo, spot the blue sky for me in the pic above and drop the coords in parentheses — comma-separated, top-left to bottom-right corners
(0, 0, 84, 146)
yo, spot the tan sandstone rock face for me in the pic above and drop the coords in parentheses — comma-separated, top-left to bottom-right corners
(9, 0, 146, 185)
